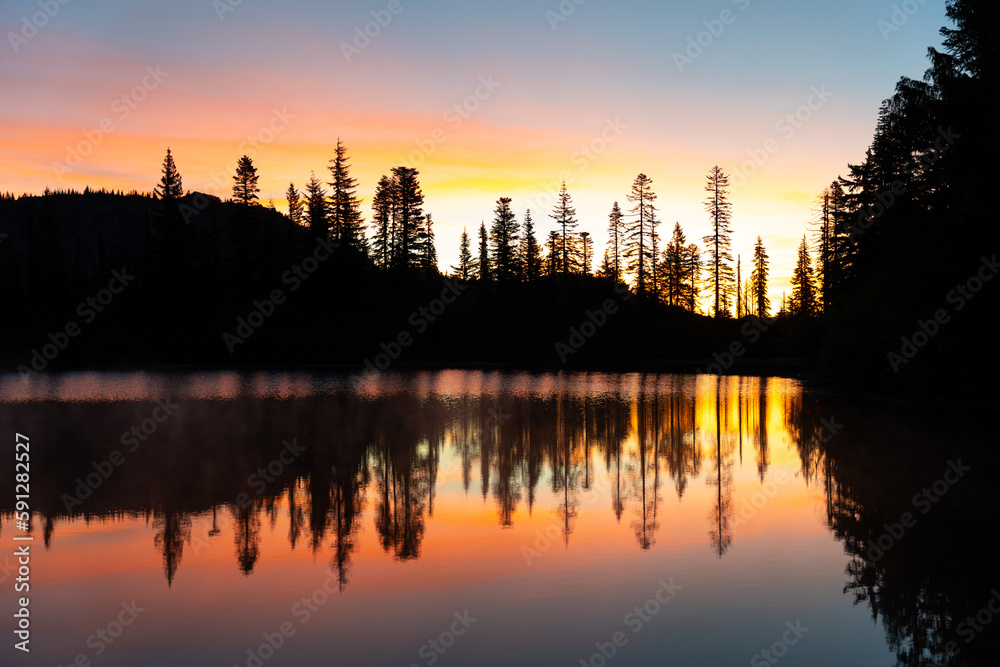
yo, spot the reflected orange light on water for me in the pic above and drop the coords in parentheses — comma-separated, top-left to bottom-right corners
(1, 370, 824, 584)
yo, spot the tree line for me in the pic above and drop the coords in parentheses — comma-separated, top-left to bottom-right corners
(2, 0, 992, 382)
(150, 142, 791, 320)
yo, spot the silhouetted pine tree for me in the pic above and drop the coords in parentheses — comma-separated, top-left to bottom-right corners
(661, 223, 687, 308)
(490, 197, 519, 282)
(452, 227, 474, 280)
(597, 249, 612, 278)
(735, 255, 741, 317)
(648, 213, 660, 300)
(232, 155, 260, 205)
(751, 236, 770, 318)
(327, 139, 365, 251)
(304, 173, 327, 239)
(477, 221, 490, 281)
(370, 174, 394, 271)
(624, 173, 658, 297)
(285, 183, 302, 225)
(702, 166, 734, 317)
(683, 242, 701, 313)
(420, 212, 438, 273)
(519, 209, 541, 282)
(605, 201, 624, 283)
(579, 231, 592, 276)
(545, 231, 559, 277)
(155, 148, 183, 201)
(549, 181, 578, 275)
(790, 236, 817, 317)
(390, 166, 425, 270)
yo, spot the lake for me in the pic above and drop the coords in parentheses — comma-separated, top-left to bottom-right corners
(1, 370, 996, 666)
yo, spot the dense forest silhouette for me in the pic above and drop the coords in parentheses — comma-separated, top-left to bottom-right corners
(1, 0, 997, 393)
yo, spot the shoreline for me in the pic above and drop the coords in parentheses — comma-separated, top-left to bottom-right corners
(6, 360, 997, 409)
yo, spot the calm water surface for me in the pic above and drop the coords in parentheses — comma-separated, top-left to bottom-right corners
(0, 371, 996, 666)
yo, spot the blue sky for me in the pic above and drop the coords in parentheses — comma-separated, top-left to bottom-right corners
(1, 0, 951, 300)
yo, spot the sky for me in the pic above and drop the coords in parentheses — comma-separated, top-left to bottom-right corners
(0, 0, 949, 305)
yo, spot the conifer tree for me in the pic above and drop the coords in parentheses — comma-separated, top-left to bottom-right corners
(579, 231, 593, 276)
(751, 236, 770, 319)
(304, 172, 327, 239)
(490, 197, 519, 281)
(598, 249, 612, 278)
(549, 181, 578, 274)
(790, 235, 817, 317)
(702, 166, 733, 317)
(452, 227, 474, 280)
(285, 183, 302, 225)
(370, 174, 394, 270)
(545, 231, 560, 276)
(421, 212, 438, 273)
(684, 242, 701, 312)
(605, 201, 624, 283)
(736, 255, 742, 317)
(624, 173, 659, 296)
(520, 209, 542, 282)
(327, 139, 365, 249)
(477, 222, 490, 281)
(156, 148, 183, 201)
(662, 223, 687, 307)
(232, 155, 260, 205)
(391, 166, 425, 270)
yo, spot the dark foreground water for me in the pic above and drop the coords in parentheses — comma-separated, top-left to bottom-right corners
(0, 370, 997, 666)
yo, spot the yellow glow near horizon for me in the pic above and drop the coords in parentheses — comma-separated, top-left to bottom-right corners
(2, 101, 846, 315)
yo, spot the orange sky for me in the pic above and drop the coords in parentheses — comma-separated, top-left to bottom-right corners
(0, 0, 949, 309)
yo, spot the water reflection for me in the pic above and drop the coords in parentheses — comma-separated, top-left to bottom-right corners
(0, 370, 995, 666)
(788, 390, 998, 667)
